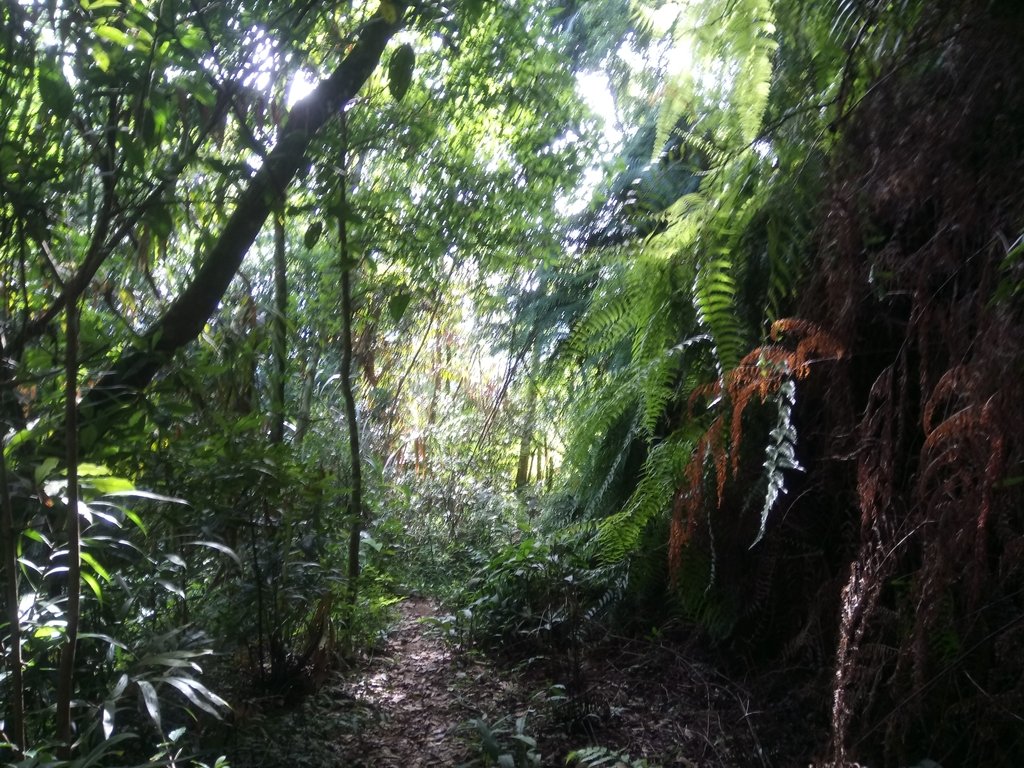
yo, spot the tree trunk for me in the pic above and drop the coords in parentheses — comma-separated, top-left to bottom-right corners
(294, 346, 321, 448)
(56, 299, 81, 758)
(75, 5, 407, 432)
(337, 111, 363, 607)
(270, 210, 288, 444)
(515, 346, 541, 489)
(0, 426, 25, 756)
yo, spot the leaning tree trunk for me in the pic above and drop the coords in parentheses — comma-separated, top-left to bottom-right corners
(75, 3, 407, 435)
(337, 109, 363, 608)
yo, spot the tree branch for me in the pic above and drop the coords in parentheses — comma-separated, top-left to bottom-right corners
(77, 3, 407, 429)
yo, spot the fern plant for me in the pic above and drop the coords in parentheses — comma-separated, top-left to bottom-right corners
(532, 0, 873, 651)
(567, 745, 660, 767)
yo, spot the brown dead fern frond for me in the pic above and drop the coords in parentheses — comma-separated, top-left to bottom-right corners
(669, 319, 843, 582)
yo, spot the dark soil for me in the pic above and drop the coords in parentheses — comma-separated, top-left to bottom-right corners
(221, 598, 817, 767)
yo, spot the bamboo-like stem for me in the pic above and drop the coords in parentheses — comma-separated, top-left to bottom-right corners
(56, 298, 81, 758)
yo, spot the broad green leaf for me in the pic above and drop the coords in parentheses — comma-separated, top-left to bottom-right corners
(3, 427, 34, 458)
(94, 24, 133, 49)
(123, 507, 148, 533)
(34, 457, 59, 485)
(79, 732, 136, 768)
(388, 43, 415, 102)
(388, 291, 413, 324)
(83, 0, 122, 9)
(22, 528, 50, 546)
(304, 221, 323, 249)
(78, 463, 112, 477)
(136, 680, 161, 728)
(91, 44, 111, 71)
(177, 26, 206, 54)
(84, 475, 135, 494)
(145, 204, 174, 241)
(37, 63, 75, 120)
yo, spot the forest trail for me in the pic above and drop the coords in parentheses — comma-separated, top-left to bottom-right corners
(226, 596, 809, 767)
(228, 597, 502, 767)
(334, 597, 479, 766)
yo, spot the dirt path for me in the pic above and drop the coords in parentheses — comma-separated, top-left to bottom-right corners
(227, 598, 493, 767)
(224, 598, 809, 767)
(336, 597, 480, 766)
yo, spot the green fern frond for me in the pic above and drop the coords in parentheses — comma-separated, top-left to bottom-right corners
(595, 431, 696, 563)
(638, 351, 678, 437)
(568, 745, 659, 768)
(694, 255, 744, 374)
(581, 411, 642, 520)
(567, 289, 635, 359)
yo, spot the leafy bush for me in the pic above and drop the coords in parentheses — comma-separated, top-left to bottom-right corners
(448, 532, 622, 655)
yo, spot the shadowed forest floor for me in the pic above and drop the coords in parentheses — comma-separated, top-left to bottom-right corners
(223, 598, 817, 767)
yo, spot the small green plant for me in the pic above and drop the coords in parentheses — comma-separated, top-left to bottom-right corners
(465, 715, 541, 768)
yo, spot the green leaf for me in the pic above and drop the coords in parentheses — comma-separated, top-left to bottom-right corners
(186, 540, 243, 566)
(304, 221, 323, 249)
(78, 463, 112, 477)
(388, 43, 415, 102)
(81, 551, 111, 582)
(34, 457, 59, 485)
(388, 291, 413, 324)
(160, 675, 229, 716)
(78, 733, 136, 768)
(463, 0, 486, 25)
(136, 680, 161, 728)
(122, 508, 148, 534)
(107, 489, 187, 504)
(80, 632, 129, 650)
(102, 699, 116, 739)
(37, 62, 75, 120)
(178, 26, 205, 53)
(137, 650, 205, 669)
(83, 475, 135, 494)
(156, 578, 184, 598)
(94, 24, 133, 49)
(145, 204, 175, 242)
(82, 571, 103, 603)
(91, 44, 111, 71)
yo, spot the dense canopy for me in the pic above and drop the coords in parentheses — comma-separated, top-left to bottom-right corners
(1, 0, 1022, 765)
